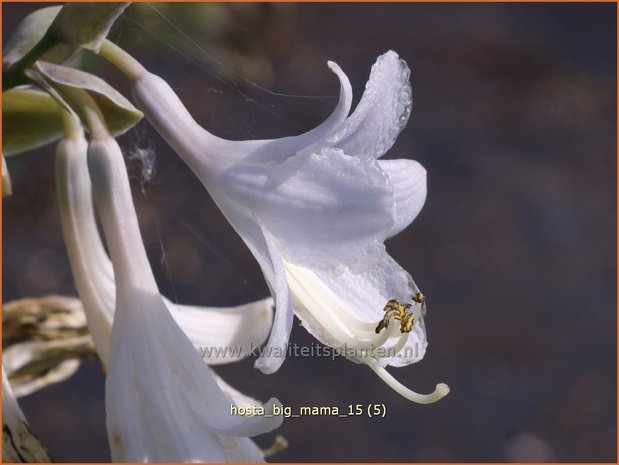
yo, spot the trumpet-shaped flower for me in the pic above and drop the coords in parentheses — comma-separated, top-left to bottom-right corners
(55, 124, 278, 442)
(122, 47, 448, 403)
(85, 134, 282, 461)
(56, 127, 274, 369)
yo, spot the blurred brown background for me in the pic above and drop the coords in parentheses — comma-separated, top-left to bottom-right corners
(3, 3, 616, 462)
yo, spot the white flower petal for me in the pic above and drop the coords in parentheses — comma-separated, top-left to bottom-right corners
(88, 136, 282, 461)
(56, 134, 115, 365)
(220, 147, 394, 270)
(205, 191, 295, 374)
(125, 48, 448, 403)
(252, 223, 294, 374)
(287, 252, 426, 368)
(379, 158, 427, 237)
(57, 133, 274, 366)
(325, 50, 412, 159)
(313, 253, 413, 323)
(215, 373, 262, 409)
(3, 155, 13, 197)
(132, 61, 352, 173)
(213, 197, 296, 375)
(170, 298, 274, 365)
(241, 60, 353, 164)
(106, 288, 281, 462)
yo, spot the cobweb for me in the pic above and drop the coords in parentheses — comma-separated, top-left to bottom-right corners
(113, 3, 349, 303)
(116, 3, 341, 138)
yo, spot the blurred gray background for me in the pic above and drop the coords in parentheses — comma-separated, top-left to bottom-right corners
(3, 3, 616, 462)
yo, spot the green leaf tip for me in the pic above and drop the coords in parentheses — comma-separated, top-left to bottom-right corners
(47, 3, 130, 52)
(32, 61, 143, 137)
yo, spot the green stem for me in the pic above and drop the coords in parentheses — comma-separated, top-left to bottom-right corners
(98, 40, 145, 81)
(60, 87, 109, 139)
(58, 105, 85, 139)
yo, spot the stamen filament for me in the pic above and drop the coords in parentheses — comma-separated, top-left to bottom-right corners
(383, 330, 410, 357)
(287, 267, 401, 353)
(284, 262, 415, 358)
(285, 266, 357, 341)
(365, 358, 449, 404)
(350, 321, 398, 350)
(346, 316, 385, 332)
(285, 263, 380, 339)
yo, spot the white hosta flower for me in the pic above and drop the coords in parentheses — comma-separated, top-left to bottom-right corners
(56, 128, 274, 368)
(131, 50, 448, 403)
(86, 135, 282, 462)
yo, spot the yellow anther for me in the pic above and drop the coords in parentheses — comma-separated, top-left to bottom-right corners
(375, 298, 415, 334)
(383, 299, 401, 313)
(400, 312, 414, 333)
(375, 310, 398, 334)
(375, 319, 388, 334)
